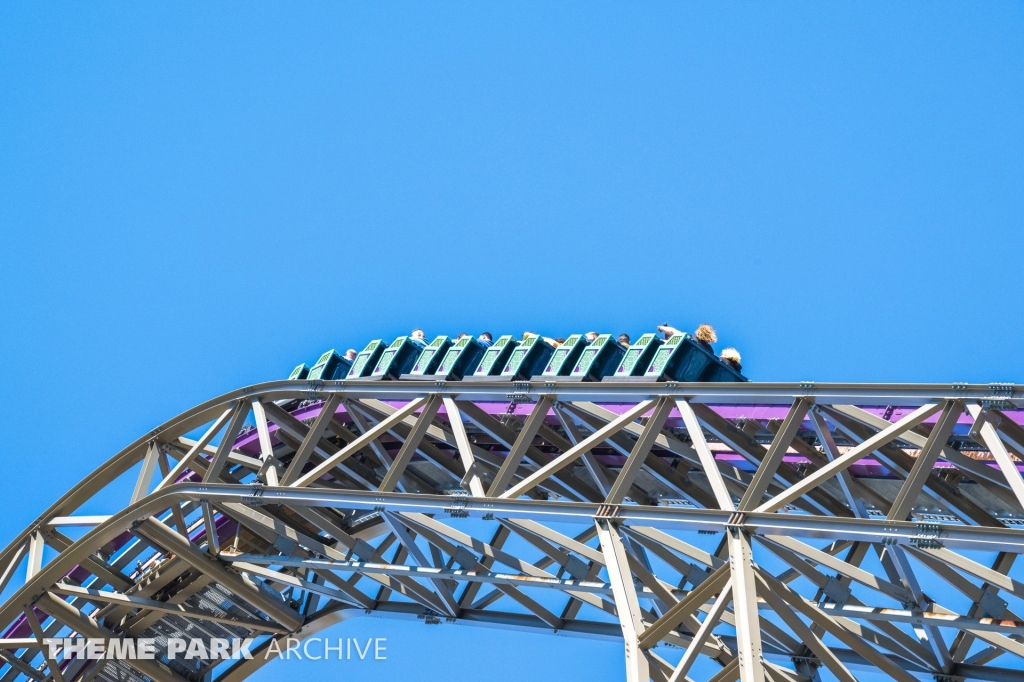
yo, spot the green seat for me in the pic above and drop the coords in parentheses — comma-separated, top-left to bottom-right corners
(307, 349, 352, 381)
(541, 334, 587, 377)
(466, 335, 518, 379)
(566, 334, 624, 382)
(606, 333, 663, 380)
(346, 340, 385, 378)
(429, 336, 487, 380)
(369, 336, 426, 380)
(644, 333, 712, 382)
(406, 336, 453, 376)
(499, 334, 555, 380)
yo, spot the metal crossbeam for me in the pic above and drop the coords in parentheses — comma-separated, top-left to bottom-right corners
(0, 379, 1022, 682)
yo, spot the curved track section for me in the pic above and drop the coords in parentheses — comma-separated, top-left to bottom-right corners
(1, 380, 1024, 682)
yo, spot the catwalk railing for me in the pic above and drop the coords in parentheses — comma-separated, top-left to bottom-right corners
(1, 380, 1023, 682)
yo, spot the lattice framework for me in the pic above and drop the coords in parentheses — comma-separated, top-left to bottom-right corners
(1, 380, 1023, 682)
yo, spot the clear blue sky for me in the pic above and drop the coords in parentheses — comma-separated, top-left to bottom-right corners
(0, 3, 1021, 680)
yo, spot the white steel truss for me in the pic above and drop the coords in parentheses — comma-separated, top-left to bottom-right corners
(0, 379, 1022, 682)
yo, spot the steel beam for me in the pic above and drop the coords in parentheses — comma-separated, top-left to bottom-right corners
(4, 378, 1024, 682)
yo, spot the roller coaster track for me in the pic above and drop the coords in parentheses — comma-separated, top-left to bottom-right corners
(2, 379, 1024, 682)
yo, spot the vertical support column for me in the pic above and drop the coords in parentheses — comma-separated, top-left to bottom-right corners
(201, 500, 220, 556)
(131, 441, 161, 505)
(596, 519, 650, 682)
(26, 530, 44, 581)
(251, 397, 281, 484)
(726, 523, 764, 682)
(676, 399, 735, 511)
(443, 397, 486, 497)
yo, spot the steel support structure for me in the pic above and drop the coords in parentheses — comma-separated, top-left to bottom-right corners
(0, 379, 1023, 682)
